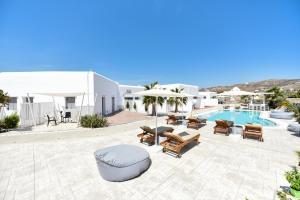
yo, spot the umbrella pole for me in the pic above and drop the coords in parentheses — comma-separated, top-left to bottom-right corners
(155, 97, 158, 145)
(182, 97, 184, 121)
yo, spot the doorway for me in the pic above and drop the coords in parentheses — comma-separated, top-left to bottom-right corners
(112, 97, 115, 113)
(102, 96, 106, 116)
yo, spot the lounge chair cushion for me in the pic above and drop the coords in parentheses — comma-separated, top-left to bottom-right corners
(94, 144, 151, 182)
(140, 126, 174, 135)
(164, 132, 185, 143)
(140, 126, 154, 134)
(180, 132, 200, 141)
(164, 132, 199, 143)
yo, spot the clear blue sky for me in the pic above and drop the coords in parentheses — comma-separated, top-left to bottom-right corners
(0, 0, 299, 87)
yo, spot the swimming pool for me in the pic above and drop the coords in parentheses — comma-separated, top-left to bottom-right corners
(199, 110, 276, 127)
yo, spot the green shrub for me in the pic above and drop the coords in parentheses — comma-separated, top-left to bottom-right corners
(0, 120, 5, 129)
(80, 114, 108, 128)
(3, 113, 20, 129)
(133, 102, 137, 111)
(285, 168, 300, 191)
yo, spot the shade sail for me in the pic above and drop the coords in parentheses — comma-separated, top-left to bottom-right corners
(217, 87, 256, 96)
(33, 92, 86, 97)
(134, 88, 192, 145)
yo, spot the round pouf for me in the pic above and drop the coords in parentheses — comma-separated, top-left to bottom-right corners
(287, 123, 300, 134)
(94, 144, 151, 182)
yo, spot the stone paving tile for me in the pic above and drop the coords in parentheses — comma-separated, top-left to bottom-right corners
(0, 119, 299, 199)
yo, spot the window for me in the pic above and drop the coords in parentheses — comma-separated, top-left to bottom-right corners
(23, 97, 34, 103)
(7, 97, 17, 110)
(65, 97, 76, 109)
(126, 89, 132, 94)
(125, 97, 133, 100)
(134, 97, 140, 100)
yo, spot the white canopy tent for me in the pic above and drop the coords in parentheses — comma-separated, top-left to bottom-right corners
(217, 87, 274, 110)
(217, 87, 256, 96)
(134, 88, 187, 145)
(32, 92, 86, 126)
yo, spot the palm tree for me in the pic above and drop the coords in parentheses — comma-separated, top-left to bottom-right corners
(167, 88, 187, 113)
(0, 89, 10, 110)
(266, 87, 286, 109)
(142, 82, 164, 116)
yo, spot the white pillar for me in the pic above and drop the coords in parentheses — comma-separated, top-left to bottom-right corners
(27, 93, 36, 127)
(155, 97, 158, 145)
(77, 93, 85, 127)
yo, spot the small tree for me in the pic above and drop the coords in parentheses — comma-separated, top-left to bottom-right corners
(126, 101, 130, 110)
(266, 87, 286, 109)
(142, 82, 164, 116)
(133, 102, 137, 111)
(0, 89, 10, 110)
(167, 88, 187, 113)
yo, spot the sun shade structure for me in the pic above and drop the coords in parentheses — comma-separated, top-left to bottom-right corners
(33, 92, 86, 97)
(134, 88, 189, 145)
(33, 92, 87, 126)
(217, 87, 256, 96)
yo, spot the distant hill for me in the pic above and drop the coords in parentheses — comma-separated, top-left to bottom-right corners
(201, 79, 300, 93)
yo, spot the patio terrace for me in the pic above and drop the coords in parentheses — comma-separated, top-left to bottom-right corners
(0, 116, 299, 200)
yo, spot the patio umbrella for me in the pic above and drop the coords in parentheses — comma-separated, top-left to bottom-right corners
(134, 88, 184, 145)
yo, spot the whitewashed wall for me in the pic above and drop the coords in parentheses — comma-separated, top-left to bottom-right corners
(119, 85, 144, 112)
(93, 73, 122, 115)
(0, 71, 124, 126)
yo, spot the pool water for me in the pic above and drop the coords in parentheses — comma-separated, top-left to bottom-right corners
(199, 110, 276, 127)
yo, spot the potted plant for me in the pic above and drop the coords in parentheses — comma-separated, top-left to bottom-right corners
(285, 168, 300, 198)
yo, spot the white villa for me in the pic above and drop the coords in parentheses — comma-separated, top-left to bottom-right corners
(0, 71, 122, 126)
(0, 71, 218, 127)
(198, 91, 218, 108)
(120, 84, 218, 113)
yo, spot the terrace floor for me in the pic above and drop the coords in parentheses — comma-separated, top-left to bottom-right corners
(0, 116, 299, 200)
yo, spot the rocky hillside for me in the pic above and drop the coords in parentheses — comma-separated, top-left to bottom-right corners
(201, 79, 300, 93)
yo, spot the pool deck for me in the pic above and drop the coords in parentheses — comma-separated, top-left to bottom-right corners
(0, 115, 299, 200)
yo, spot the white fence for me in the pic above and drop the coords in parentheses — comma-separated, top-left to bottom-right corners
(20, 102, 55, 127)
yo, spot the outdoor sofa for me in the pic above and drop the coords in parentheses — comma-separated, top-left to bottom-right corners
(187, 117, 207, 129)
(243, 124, 264, 142)
(213, 120, 234, 136)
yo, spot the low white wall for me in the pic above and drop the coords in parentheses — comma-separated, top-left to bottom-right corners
(202, 99, 218, 107)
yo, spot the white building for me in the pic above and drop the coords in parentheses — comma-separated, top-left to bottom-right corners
(119, 83, 202, 114)
(0, 71, 122, 126)
(160, 84, 200, 112)
(119, 84, 144, 112)
(198, 91, 218, 108)
(0, 71, 219, 127)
